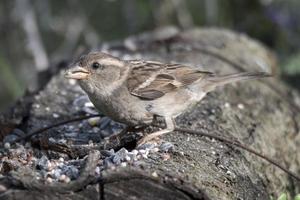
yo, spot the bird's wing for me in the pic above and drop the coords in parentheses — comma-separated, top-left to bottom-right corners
(127, 60, 214, 100)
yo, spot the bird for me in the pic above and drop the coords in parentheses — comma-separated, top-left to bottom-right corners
(65, 52, 272, 145)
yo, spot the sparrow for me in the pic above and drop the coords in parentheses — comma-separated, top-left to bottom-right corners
(65, 52, 271, 145)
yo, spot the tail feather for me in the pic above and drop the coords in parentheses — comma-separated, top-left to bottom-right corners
(203, 72, 272, 92)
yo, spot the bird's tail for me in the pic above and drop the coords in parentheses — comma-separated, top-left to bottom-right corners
(203, 72, 272, 92)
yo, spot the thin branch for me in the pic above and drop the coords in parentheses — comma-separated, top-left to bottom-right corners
(12, 114, 101, 144)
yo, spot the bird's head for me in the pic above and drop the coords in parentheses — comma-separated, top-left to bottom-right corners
(65, 52, 129, 95)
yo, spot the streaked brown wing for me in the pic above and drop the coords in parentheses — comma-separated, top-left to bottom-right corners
(127, 61, 213, 100)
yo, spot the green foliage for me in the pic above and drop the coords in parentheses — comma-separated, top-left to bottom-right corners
(0, 56, 23, 97)
(295, 194, 300, 200)
(277, 193, 287, 200)
(274, 193, 300, 200)
(282, 53, 300, 74)
(0, 55, 24, 110)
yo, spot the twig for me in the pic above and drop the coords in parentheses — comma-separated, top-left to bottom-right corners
(12, 114, 101, 144)
(174, 127, 300, 182)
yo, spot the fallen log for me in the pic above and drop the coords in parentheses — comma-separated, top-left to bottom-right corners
(0, 27, 299, 200)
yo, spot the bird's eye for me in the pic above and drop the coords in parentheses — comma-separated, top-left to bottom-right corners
(91, 62, 102, 70)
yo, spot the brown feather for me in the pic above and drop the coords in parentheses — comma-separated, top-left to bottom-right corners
(127, 61, 213, 100)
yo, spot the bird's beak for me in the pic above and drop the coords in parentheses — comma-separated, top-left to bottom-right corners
(65, 66, 90, 80)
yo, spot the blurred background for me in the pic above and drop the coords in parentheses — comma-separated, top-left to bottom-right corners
(1, 0, 300, 111)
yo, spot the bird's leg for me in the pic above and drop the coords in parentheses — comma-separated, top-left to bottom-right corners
(137, 117, 175, 146)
